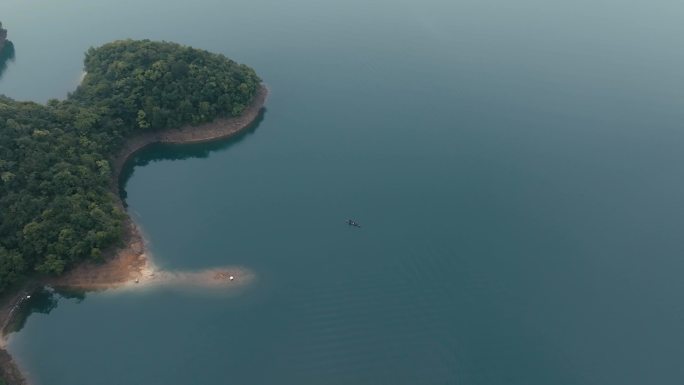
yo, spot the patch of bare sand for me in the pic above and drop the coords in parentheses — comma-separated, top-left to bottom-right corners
(47, 222, 255, 293)
(124, 265, 255, 291)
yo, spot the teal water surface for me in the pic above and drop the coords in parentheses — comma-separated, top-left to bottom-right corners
(3, 0, 684, 384)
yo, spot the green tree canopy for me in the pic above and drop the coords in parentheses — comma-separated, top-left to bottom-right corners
(0, 40, 261, 293)
(72, 40, 260, 136)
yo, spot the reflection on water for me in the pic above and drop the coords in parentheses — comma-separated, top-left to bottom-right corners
(3, 287, 78, 336)
(5, 287, 86, 337)
(0, 41, 16, 80)
(118, 108, 266, 202)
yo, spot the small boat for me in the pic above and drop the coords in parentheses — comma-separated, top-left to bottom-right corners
(347, 219, 361, 228)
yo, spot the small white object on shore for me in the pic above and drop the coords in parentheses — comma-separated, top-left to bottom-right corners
(26, 295, 31, 299)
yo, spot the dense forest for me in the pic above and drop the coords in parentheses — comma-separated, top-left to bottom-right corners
(0, 40, 261, 293)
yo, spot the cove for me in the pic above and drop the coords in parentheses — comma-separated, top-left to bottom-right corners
(4, 0, 684, 384)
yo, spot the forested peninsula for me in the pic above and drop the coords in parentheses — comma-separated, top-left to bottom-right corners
(0, 39, 262, 292)
(0, 39, 265, 384)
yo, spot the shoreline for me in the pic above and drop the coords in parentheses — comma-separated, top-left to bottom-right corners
(0, 85, 268, 385)
(112, 85, 268, 184)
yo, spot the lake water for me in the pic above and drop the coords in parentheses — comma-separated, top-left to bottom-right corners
(3, 0, 684, 384)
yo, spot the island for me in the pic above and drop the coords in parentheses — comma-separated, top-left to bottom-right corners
(0, 22, 15, 79)
(0, 21, 7, 51)
(0, 39, 267, 385)
(0, 23, 6, 51)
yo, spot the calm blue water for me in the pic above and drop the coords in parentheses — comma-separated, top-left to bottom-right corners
(3, 0, 684, 384)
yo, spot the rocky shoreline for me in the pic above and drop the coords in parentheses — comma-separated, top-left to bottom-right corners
(0, 85, 268, 385)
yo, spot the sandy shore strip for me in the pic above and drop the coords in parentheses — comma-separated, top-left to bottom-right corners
(0, 85, 268, 385)
(46, 220, 255, 292)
